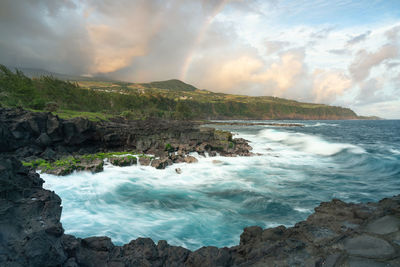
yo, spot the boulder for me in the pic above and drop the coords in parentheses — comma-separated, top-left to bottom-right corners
(343, 234, 395, 258)
(139, 157, 151, 166)
(151, 158, 172, 169)
(184, 155, 198, 163)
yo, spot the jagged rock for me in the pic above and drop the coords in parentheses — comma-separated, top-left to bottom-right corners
(81, 158, 104, 173)
(139, 157, 151, 166)
(175, 168, 182, 174)
(343, 234, 395, 258)
(0, 108, 253, 172)
(36, 132, 52, 147)
(41, 147, 56, 159)
(184, 155, 198, 163)
(109, 156, 137, 167)
(365, 215, 400, 235)
(0, 157, 67, 267)
(1, 156, 400, 266)
(208, 151, 217, 157)
(170, 153, 185, 163)
(151, 158, 172, 169)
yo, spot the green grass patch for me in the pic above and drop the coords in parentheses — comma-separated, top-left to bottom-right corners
(23, 151, 155, 172)
(52, 110, 113, 121)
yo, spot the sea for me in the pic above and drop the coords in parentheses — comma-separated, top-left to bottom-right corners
(42, 120, 400, 250)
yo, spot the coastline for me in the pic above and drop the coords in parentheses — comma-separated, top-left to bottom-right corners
(1, 108, 399, 266)
(1, 157, 399, 266)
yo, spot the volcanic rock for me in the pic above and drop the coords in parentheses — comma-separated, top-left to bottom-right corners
(1, 156, 400, 266)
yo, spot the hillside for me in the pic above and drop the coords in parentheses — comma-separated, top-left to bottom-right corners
(139, 79, 197, 91)
(0, 65, 359, 120)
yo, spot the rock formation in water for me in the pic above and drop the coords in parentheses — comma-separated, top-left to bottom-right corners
(1, 156, 399, 266)
(0, 108, 252, 174)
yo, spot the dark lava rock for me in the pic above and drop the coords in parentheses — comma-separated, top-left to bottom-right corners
(0, 108, 253, 173)
(1, 156, 400, 266)
(151, 158, 172, 169)
(0, 156, 67, 267)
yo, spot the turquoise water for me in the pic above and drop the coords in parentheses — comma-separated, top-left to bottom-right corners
(42, 120, 400, 250)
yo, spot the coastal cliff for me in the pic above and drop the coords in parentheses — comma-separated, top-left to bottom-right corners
(0, 108, 251, 173)
(1, 157, 399, 266)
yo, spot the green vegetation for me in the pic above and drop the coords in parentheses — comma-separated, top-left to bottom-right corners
(0, 65, 359, 120)
(109, 155, 138, 166)
(22, 151, 154, 173)
(140, 79, 197, 92)
(165, 143, 173, 152)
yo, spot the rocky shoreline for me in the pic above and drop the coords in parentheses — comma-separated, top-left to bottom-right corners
(1, 108, 400, 266)
(1, 157, 399, 266)
(0, 108, 252, 175)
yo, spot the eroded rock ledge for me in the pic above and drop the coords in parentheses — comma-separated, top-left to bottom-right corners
(1, 157, 399, 267)
(0, 108, 252, 174)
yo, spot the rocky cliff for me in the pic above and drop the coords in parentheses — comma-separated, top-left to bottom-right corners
(0, 108, 251, 168)
(1, 157, 399, 266)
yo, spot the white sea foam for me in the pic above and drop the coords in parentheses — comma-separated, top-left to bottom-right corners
(390, 148, 400, 155)
(306, 122, 338, 127)
(258, 129, 365, 156)
(294, 207, 312, 213)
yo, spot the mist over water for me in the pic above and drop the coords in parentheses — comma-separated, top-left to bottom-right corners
(42, 120, 400, 250)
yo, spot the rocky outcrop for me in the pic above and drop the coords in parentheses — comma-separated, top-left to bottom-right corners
(44, 158, 104, 176)
(0, 108, 252, 168)
(109, 156, 137, 167)
(1, 156, 399, 266)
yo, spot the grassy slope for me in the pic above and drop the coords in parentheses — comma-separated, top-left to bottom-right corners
(0, 65, 359, 120)
(77, 79, 358, 120)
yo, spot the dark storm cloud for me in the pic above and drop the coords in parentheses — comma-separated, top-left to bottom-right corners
(0, 0, 233, 80)
(0, 0, 92, 74)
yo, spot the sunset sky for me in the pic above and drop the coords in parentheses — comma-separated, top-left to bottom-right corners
(1, 0, 399, 118)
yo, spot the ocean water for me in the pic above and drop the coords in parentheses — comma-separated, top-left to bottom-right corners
(42, 120, 400, 250)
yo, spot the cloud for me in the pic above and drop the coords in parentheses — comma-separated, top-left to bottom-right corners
(355, 78, 387, 105)
(328, 49, 349, 55)
(385, 25, 400, 42)
(312, 69, 352, 103)
(1, 0, 400, 118)
(353, 100, 400, 119)
(349, 44, 398, 82)
(0, 0, 92, 74)
(187, 48, 306, 98)
(347, 30, 371, 46)
(310, 27, 334, 39)
(254, 50, 305, 95)
(265, 41, 291, 54)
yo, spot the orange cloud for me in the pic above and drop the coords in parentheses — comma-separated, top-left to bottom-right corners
(87, 24, 149, 73)
(312, 69, 352, 103)
(254, 51, 304, 96)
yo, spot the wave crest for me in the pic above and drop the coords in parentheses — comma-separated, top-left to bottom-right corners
(259, 129, 365, 156)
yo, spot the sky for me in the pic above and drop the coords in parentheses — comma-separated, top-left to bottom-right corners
(0, 0, 399, 118)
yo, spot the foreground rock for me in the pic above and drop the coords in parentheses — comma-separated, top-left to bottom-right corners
(1, 156, 399, 266)
(0, 108, 253, 173)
